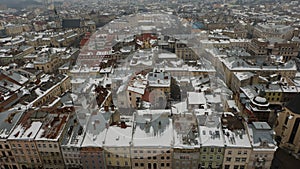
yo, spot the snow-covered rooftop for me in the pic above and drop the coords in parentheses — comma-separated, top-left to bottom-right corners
(132, 110, 173, 147)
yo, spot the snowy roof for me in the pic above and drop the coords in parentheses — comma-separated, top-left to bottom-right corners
(147, 69, 170, 88)
(187, 92, 206, 105)
(8, 121, 42, 141)
(1, 70, 28, 86)
(226, 100, 240, 112)
(173, 113, 200, 148)
(158, 53, 177, 59)
(127, 73, 147, 95)
(104, 116, 133, 147)
(197, 113, 225, 147)
(81, 109, 112, 147)
(35, 112, 70, 141)
(234, 72, 255, 81)
(205, 94, 222, 104)
(223, 57, 297, 72)
(248, 122, 276, 149)
(222, 113, 251, 148)
(0, 109, 24, 139)
(223, 128, 251, 148)
(0, 79, 21, 93)
(132, 110, 173, 147)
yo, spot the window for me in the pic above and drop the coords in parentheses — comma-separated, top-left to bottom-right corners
(161, 156, 164, 160)
(226, 157, 231, 162)
(153, 156, 157, 160)
(243, 151, 247, 155)
(202, 156, 206, 160)
(240, 165, 245, 169)
(125, 161, 128, 166)
(235, 158, 240, 162)
(135, 163, 139, 167)
(216, 155, 220, 160)
(203, 148, 207, 152)
(140, 150, 143, 153)
(228, 151, 232, 155)
(134, 150, 138, 153)
(166, 163, 170, 167)
(141, 163, 144, 167)
(225, 165, 230, 169)
(234, 165, 239, 169)
(161, 163, 164, 167)
(238, 151, 241, 155)
(210, 148, 214, 153)
(166, 156, 170, 160)
(153, 163, 157, 169)
(241, 158, 246, 162)
(218, 148, 222, 153)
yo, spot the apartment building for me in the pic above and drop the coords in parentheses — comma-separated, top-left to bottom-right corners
(34, 54, 63, 73)
(247, 122, 277, 169)
(175, 41, 198, 61)
(173, 112, 200, 169)
(221, 112, 252, 169)
(131, 110, 173, 169)
(247, 38, 269, 56)
(253, 23, 294, 40)
(270, 42, 298, 61)
(22, 74, 71, 108)
(197, 112, 225, 169)
(230, 72, 257, 94)
(8, 110, 44, 169)
(147, 69, 171, 99)
(0, 109, 24, 169)
(61, 114, 85, 169)
(104, 116, 132, 169)
(222, 57, 297, 88)
(0, 71, 29, 111)
(34, 108, 72, 169)
(80, 106, 119, 169)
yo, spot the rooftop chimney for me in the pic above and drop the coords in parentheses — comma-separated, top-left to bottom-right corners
(120, 121, 127, 129)
(104, 106, 109, 112)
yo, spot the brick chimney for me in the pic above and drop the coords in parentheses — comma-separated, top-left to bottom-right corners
(104, 105, 109, 112)
(120, 121, 127, 129)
